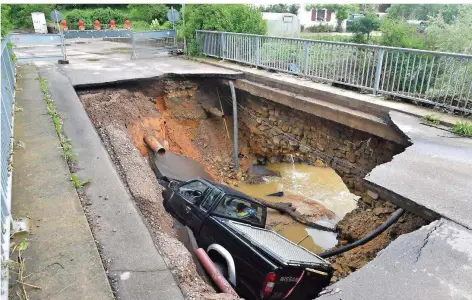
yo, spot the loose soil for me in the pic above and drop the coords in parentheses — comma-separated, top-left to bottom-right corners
(78, 78, 429, 297)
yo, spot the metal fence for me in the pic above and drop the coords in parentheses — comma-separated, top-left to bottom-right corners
(64, 29, 132, 39)
(196, 30, 472, 114)
(1, 38, 17, 300)
(9, 33, 65, 62)
(131, 30, 177, 59)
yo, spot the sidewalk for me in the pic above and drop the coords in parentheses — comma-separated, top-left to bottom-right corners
(10, 64, 113, 299)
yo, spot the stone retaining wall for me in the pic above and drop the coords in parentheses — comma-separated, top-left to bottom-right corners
(237, 91, 405, 199)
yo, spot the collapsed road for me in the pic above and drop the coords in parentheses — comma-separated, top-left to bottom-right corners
(18, 38, 470, 300)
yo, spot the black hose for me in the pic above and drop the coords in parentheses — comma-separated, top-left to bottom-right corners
(319, 208, 405, 259)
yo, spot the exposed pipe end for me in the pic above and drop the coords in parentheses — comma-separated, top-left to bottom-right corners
(143, 136, 166, 155)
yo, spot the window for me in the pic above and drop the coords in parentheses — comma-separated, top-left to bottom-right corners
(283, 16, 293, 23)
(178, 180, 208, 204)
(201, 188, 222, 211)
(214, 195, 264, 227)
(317, 9, 326, 21)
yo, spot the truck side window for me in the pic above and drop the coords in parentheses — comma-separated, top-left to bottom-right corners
(178, 181, 208, 204)
(201, 188, 221, 211)
(214, 195, 264, 226)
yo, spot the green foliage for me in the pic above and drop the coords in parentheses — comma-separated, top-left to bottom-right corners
(39, 76, 77, 163)
(89, 7, 126, 24)
(387, 4, 461, 24)
(128, 4, 168, 24)
(65, 9, 93, 25)
(261, 4, 300, 15)
(426, 6, 472, 54)
(70, 173, 91, 189)
(1, 4, 13, 36)
(350, 13, 380, 40)
(8, 4, 56, 29)
(184, 5, 266, 54)
(380, 19, 429, 49)
(423, 114, 441, 125)
(304, 24, 335, 33)
(452, 122, 472, 137)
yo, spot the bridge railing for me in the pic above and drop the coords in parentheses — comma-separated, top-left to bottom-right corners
(1, 38, 17, 300)
(196, 30, 472, 114)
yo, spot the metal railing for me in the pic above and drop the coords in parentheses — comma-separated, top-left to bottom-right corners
(196, 30, 472, 113)
(64, 29, 132, 39)
(131, 30, 178, 59)
(1, 38, 17, 299)
(9, 33, 65, 62)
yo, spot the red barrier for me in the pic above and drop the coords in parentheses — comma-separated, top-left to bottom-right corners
(110, 19, 116, 30)
(60, 19, 68, 31)
(125, 19, 131, 30)
(94, 20, 101, 30)
(78, 20, 85, 30)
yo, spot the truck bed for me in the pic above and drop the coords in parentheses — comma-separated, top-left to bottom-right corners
(218, 218, 330, 269)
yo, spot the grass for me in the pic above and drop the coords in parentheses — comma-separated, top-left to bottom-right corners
(452, 121, 472, 137)
(70, 173, 91, 189)
(39, 76, 93, 188)
(39, 76, 77, 163)
(423, 114, 441, 125)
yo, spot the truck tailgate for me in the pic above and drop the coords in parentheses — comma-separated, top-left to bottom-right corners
(219, 219, 329, 268)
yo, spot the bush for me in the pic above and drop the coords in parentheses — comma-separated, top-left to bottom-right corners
(65, 9, 93, 26)
(350, 13, 380, 40)
(128, 4, 168, 24)
(305, 24, 335, 33)
(183, 4, 266, 54)
(90, 7, 126, 25)
(1, 4, 13, 36)
(8, 4, 56, 29)
(380, 19, 429, 49)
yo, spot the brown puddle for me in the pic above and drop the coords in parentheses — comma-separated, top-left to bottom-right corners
(233, 163, 359, 254)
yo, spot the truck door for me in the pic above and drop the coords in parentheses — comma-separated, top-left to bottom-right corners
(170, 180, 210, 222)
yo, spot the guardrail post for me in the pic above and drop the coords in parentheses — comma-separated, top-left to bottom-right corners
(220, 33, 225, 59)
(130, 31, 137, 59)
(256, 37, 261, 67)
(374, 49, 385, 95)
(304, 41, 310, 75)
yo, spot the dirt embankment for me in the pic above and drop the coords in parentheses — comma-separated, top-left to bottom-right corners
(79, 82, 240, 300)
(329, 201, 428, 282)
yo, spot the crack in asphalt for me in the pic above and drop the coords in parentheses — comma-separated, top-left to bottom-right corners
(415, 221, 441, 263)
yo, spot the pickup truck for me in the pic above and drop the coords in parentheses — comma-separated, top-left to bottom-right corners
(162, 178, 333, 300)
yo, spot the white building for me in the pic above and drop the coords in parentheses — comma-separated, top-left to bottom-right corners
(262, 13, 301, 38)
(297, 4, 346, 31)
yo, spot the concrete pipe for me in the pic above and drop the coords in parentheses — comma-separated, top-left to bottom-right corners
(194, 248, 238, 296)
(143, 136, 166, 155)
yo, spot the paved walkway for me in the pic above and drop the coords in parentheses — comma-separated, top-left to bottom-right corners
(11, 64, 113, 299)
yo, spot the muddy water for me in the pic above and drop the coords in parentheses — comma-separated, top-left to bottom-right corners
(234, 163, 358, 254)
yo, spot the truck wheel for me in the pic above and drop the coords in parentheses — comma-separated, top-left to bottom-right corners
(214, 261, 228, 279)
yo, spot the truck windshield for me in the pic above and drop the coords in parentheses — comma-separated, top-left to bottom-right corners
(214, 195, 265, 227)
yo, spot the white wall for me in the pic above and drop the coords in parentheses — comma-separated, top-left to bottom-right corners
(297, 4, 346, 31)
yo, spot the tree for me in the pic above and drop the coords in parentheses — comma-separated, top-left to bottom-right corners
(387, 4, 461, 24)
(1, 4, 13, 36)
(261, 4, 300, 15)
(426, 5, 472, 54)
(181, 5, 266, 54)
(305, 4, 359, 32)
(350, 13, 380, 41)
(127, 4, 168, 24)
